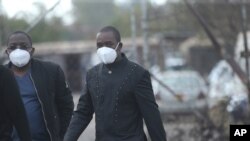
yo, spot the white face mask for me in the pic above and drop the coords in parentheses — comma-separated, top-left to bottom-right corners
(9, 49, 31, 67)
(96, 43, 119, 64)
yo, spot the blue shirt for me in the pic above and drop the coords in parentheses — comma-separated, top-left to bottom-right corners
(12, 70, 50, 141)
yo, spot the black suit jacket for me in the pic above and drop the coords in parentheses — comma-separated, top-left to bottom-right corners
(64, 54, 167, 141)
(6, 59, 74, 141)
(0, 65, 32, 141)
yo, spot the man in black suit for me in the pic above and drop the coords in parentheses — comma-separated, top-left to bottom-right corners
(64, 26, 167, 141)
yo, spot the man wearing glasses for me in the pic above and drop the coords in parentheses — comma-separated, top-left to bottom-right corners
(5, 31, 74, 141)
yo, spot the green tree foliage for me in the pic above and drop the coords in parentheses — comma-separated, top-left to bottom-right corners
(0, 1, 71, 44)
(148, 2, 200, 33)
(111, 1, 151, 38)
(29, 16, 70, 43)
(112, 3, 141, 37)
(186, 0, 245, 54)
(112, 5, 134, 38)
(0, 16, 29, 45)
(71, 0, 116, 39)
(1, 0, 157, 44)
(1, 15, 71, 44)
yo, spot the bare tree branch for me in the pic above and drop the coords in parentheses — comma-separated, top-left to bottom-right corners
(25, 0, 61, 33)
(183, 0, 249, 87)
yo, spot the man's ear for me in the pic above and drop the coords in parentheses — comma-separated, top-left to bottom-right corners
(5, 49, 9, 55)
(30, 47, 35, 55)
(118, 42, 123, 50)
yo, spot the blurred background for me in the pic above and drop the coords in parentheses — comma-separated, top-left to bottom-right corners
(1, 0, 250, 140)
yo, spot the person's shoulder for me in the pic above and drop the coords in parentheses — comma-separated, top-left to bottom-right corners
(0, 65, 10, 74)
(127, 60, 147, 73)
(85, 63, 102, 81)
(87, 63, 102, 74)
(127, 60, 151, 81)
(0, 65, 7, 74)
(32, 58, 60, 70)
(0, 65, 5, 71)
(0, 65, 13, 78)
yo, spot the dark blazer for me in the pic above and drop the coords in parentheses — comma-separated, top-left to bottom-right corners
(0, 65, 32, 141)
(6, 59, 74, 141)
(64, 54, 167, 141)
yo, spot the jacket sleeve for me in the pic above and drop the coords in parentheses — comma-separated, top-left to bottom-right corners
(63, 72, 94, 141)
(134, 71, 167, 141)
(3, 68, 32, 141)
(54, 66, 74, 138)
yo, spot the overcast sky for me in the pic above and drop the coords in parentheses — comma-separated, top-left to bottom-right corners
(1, 0, 167, 24)
(1, 0, 72, 24)
(1, 0, 71, 17)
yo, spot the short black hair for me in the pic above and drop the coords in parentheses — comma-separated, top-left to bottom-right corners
(99, 26, 121, 42)
(7, 31, 32, 46)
